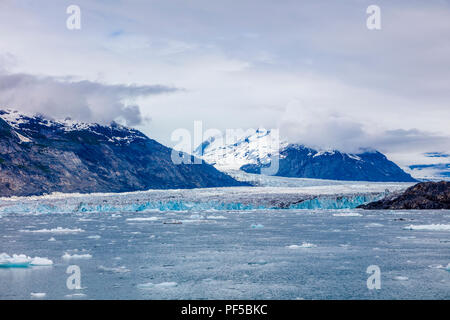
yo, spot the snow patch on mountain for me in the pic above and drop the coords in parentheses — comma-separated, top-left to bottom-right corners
(194, 128, 287, 170)
(0, 108, 147, 145)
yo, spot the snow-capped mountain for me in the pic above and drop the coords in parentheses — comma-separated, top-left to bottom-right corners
(195, 129, 416, 182)
(194, 128, 286, 171)
(0, 109, 244, 197)
(403, 152, 450, 181)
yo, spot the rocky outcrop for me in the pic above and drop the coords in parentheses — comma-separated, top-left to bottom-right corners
(358, 181, 450, 209)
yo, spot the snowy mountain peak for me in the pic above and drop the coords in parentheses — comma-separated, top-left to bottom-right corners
(0, 108, 244, 197)
(0, 109, 147, 145)
(195, 128, 416, 182)
(194, 128, 288, 171)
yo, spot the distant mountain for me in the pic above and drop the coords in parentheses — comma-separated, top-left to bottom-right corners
(195, 129, 416, 182)
(404, 152, 450, 181)
(0, 109, 244, 197)
(359, 181, 450, 209)
(407, 163, 450, 181)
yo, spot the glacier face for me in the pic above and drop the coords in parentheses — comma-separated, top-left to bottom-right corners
(0, 180, 413, 214)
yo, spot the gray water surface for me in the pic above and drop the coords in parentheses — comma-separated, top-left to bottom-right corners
(0, 209, 449, 299)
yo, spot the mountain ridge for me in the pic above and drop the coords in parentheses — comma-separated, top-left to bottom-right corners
(0, 109, 245, 197)
(195, 129, 417, 182)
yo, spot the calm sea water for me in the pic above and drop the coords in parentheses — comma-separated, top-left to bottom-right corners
(0, 208, 449, 299)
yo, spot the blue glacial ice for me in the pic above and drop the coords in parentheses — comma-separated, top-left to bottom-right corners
(0, 181, 413, 214)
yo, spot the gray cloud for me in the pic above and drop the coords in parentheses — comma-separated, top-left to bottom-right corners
(281, 113, 449, 155)
(0, 70, 178, 126)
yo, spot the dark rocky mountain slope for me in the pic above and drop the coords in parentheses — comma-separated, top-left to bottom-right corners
(0, 109, 245, 197)
(241, 144, 417, 182)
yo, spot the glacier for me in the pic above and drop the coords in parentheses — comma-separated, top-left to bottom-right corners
(0, 179, 413, 214)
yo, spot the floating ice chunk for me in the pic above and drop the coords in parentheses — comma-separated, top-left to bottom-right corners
(31, 257, 53, 266)
(62, 252, 92, 260)
(403, 224, 450, 231)
(137, 282, 178, 289)
(98, 265, 130, 273)
(30, 292, 46, 298)
(394, 276, 409, 281)
(396, 236, 416, 240)
(0, 253, 31, 267)
(21, 227, 85, 234)
(207, 215, 227, 220)
(250, 224, 264, 229)
(287, 242, 317, 249)
(0, 253, 53, 268)
(365, 223, 383, 227)
(333, 212, 362, 217)
(87, 235, 101, 239)
(429, 263, 450, 271)
(126, 217, 159, 222)
(65, 293, 87, 299)
(48, 237, 56, 242)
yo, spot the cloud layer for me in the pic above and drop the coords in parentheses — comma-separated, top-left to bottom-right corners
(0, 70, 178, 126)
(0, 0, 449, 165)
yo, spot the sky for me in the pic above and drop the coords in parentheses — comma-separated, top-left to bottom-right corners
(0, 0, 449, 166)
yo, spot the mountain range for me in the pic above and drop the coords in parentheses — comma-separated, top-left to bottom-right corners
(195, 129, 416, 182)
(0, 109, 244, 197)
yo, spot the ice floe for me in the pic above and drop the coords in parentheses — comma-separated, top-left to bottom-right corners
(207, 215, 227, 220)
(0, 253, 53, 268)
(332, 212, 362, 217)
(65, 293, 87, 298)
(365, 223, 384, 227)
(428, 263, 450, 271)
(97, 265, 130, 273)
(137, 282, 178, 289)
(403, 224, 450, 231)
(21, 227, 84, 234)
(126, 217, 159, 222)
(287, 242, 317, 249)
(30, 292, 46, 298)
(62, 252, 92, 260)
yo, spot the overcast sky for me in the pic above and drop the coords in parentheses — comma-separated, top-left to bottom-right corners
(0, 0, 449, 165)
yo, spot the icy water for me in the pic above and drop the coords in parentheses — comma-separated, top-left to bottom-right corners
(0, 208, 449, 299)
